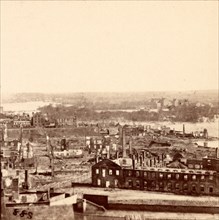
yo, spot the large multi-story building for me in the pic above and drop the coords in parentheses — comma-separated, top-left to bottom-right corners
(92, 158, 219, 196)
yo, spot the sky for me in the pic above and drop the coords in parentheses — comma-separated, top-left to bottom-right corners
(1, 1, 218, 94)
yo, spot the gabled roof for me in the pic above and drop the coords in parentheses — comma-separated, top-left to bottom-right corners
(167, 160, 187, 169)
(92, 159, 121, 169)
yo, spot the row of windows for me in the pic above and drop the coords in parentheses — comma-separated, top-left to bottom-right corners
(94, 168, 215, 181)
(124, 170, 214, 181)
(126, 180, 214, 193)
(95, 168, 120, 176)
(188, 164, 203, 169)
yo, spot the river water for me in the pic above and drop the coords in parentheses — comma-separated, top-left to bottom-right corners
(2, 102, 219, 139)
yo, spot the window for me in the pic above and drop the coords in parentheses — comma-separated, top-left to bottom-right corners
(144, 181, 147, 189)
(136, 171, 140, 177)
(200, 185, 205, 192)
(209, 175, 213, 181)
(128, 170, 132, 176)
(109, 169, 113, 175)
(144, 172, 147, 178)
(167, 182, 172, 191)
(151, 172, 156, 178)
(114, 179, 118, 187)
(167, 174, 171, 179)
(183, 183, 188, 191)
(195, 164, 200, 169)
(175, 174, 180, 180)
(96, 169, 99, 174)
(201, 175, 205, 180)
(209, 187, 213, 193)
(192, 185, 196, 192)
(175, 183, 180, 190)
(136, 180, 140, 188)
(102, 169, 106, 177)
(192, 175, 196, 180)
(159, 173, 163, 179)
(159, 182, 164, 189)
(151, 181, 156, 188)
(97, 179, 101, 186)
(116, 170, 120, 176)
(188, 164, 193, 169)
(128, 180, 133, 188)
(184, 175, 188, 180)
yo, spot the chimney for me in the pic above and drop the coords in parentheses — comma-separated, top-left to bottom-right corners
(142, 151, 145, 167)
(204, 142, 208, 148)
(132, 154, 135, 170)
(144, 158, 147, 167)
(154, 157, 156, 166)
(136, 152, 139, 163)
(122, 127, 126, 158)
(96, 148, 99, 163)
(116, 151, 119, 159)
(140, 155, 143, 167)
(216, 147, 219, 159)
(129, 137, 132, 155)
(183, 124, 185, 135)
(106, 145, 110, 159)
(149, 159, 152, 167)
(24, 170, 29, 189)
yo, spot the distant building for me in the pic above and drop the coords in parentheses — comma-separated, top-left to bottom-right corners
(187, 159, 203, 170)
(13, 120, 31, 128)
(202, 157, 219, 172)
(57, 116, 77, 127)
(31, 112, 44, 127)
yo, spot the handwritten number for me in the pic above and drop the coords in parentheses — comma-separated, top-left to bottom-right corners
(13, 209, 19, 216)
(27, 212, 33, 219)
(13, 209, 33, 218)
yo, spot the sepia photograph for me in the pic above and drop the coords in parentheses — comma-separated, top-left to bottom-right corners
(0, 0, 218, 219)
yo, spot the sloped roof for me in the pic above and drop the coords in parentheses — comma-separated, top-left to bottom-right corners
(92, 159, 121, 169)
(167, 160, 187, 169)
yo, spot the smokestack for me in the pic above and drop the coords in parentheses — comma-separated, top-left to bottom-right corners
(140, 155, 143, 167)
(216, 147, 219, 159)
(24, 170, 29, 189)
(96, 148, 98, 163)
(122, 127, 126, 158)
(136, 152, 139, 162)
(150, 159, 152, 167)
(116, 151, 119, 159)
(142, 152, 145, 167)
(132, 154, 135, 170)
(129, 137, 132, 155)
(183, 124, 185, 135)
(106, 145, 110, 159)
(19, 125, 23, 143)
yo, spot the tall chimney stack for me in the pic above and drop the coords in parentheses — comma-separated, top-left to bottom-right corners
(216, 147, 219, 159)
(149, 159, 152, 167)
(106, 145, 110, 159)
(122, 127, 126, 158)
(132, 154, 135, 170)
(24, 170, 29, 189)
(129, 136, 132, 155)
(142, 151, 145, 167)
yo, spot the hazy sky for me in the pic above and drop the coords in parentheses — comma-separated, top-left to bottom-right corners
(1, 1, 218, 94)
